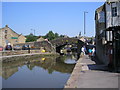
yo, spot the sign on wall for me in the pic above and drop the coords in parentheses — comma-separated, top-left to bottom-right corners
(11, 37, 18, 39)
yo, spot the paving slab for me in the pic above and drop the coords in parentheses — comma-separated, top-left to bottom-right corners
(64, 55, 119, 88)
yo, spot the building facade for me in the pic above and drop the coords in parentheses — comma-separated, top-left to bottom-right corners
(106, 0, 120, 28)
(0, 25, 26, 48)
(95, 0, 120, 68)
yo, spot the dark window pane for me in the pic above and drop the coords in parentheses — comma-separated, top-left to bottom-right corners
(112, 7, 117, 17)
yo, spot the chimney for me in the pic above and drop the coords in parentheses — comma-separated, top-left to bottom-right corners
(5, 25, 8, 27)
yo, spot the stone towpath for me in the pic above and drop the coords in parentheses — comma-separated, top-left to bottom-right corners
(64, 55, 119, 88)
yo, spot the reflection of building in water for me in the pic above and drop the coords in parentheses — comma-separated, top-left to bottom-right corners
(2, 59, 26, 79)
(2, 56, 75, 79)
(2, 67, 18, 80)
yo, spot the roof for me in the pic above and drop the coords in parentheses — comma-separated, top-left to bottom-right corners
(0, 25, 25, 37)
(106, 0, 120, 2)
(0, 25, 19, 36)
(18, 34, 26, 39)
(95, 4, 105, 13)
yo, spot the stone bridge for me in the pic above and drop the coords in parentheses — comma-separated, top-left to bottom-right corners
(14, 37, 84, 55)
(50, 37, 84, 54)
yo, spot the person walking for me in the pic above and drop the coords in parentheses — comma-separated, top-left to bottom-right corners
(92, 47, 95, 56)
(81, 46, 86, 55)
(88, 48, 92, 56)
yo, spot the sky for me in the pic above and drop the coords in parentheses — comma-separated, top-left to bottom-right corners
(2, 2, 104, 37)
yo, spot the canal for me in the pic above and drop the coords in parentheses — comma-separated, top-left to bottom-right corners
(1, 53, 77, 88)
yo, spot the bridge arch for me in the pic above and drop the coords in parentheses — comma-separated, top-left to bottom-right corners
(50, 37, 84, 54)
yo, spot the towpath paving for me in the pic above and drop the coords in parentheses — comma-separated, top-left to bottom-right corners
(64, 55, 119, 88)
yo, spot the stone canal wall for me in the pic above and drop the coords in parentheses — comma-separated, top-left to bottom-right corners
(64, 55, 84, 88)
(1, 53, 59, 62)
(1, 49, 56, 56)
(2, 50, 29, 56)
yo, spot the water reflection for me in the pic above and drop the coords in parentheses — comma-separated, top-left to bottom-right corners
(1, 54, 76, 88)
(2, 56, 75, 79)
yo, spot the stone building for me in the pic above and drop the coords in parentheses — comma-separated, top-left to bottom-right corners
(0, 25, 26, 48)
(95, 4, 107, 65)
(37, 37, 45, 42)
(95, 0, 120, 66)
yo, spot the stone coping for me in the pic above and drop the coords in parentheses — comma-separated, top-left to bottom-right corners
(64, 55, 85, 88)
(0, 52, 59, 62)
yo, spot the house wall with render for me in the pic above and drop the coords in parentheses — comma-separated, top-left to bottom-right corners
(0, 25, 26, 48)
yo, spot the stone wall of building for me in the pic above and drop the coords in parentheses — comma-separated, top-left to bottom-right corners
(95, 5, 108, 65)
(95, 1, 120, 65)
(105, 2, 120, 28)
(18, 34, 26, 44)
(0, 25, 26, 48)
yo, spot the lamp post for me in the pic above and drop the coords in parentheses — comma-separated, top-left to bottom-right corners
(31, 29, 35, 36)
(84, 11, 88, 37)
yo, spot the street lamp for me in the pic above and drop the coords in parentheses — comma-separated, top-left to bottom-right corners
(31, 29, 35, 36)
(84, 11, 88, 37)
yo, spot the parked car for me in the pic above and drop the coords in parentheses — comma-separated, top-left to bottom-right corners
(13, 45, 21, 50)
(5, 45, 12, 50)
(0, 46, 3, 51)
(22, 45, 30, 50)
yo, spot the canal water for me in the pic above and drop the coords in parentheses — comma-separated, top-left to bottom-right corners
(1, 54, 77, 88)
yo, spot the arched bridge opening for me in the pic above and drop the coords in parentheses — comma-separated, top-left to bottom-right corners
(50, 37, 84, 56)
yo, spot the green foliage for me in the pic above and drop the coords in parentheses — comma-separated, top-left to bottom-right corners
(60, 35, 64, 37)
(26, 31, 65, 42)
(75, 41, 78, 43)
(55, 33, 59, 38)
(43, 31, 60, 41)
(25, 33, 38, 42)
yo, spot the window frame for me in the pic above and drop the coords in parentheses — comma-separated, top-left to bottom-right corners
(112, 7, 117, 17)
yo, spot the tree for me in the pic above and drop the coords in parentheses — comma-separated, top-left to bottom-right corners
(44, 31, 55, 40)
(55, 33, 59, 38)
(43, 31, 60, 41)
(25, 33, 38, 42)
(60, 35, 64, 38)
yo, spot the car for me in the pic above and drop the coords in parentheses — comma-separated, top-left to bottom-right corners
(13, 45, 21, 50)
(22, 45, 30, 50)
(22, 45, 28, 50)
(0, 46, 3, 51)
(5, 45, 12, 50)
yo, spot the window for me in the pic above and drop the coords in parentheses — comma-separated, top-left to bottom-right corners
(112, 7, 117, 17)
(98, 11, 105, 23)
(5, 30, 7, 33)
(5, 35, 7, 39)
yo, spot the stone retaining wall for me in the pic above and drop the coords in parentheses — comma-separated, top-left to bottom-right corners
(1, 53, 59, 63)
(1, 50, 55, 56)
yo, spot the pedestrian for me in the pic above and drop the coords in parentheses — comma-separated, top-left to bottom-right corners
(92, 47, 95, 56)
(84, 46, 87, 55)
(88, 48, 92, 56)
(27, 45, 30, 53)
(81, 46, 85, 55)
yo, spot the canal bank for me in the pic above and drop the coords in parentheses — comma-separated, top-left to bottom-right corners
(0, 52, 59, 62)
(1, 53, 76, 88)
(64, 55, 119, 88)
